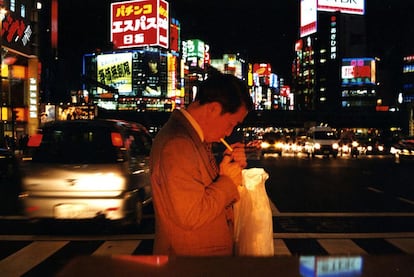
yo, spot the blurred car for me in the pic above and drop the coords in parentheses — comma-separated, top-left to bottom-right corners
(19, 119, 152, 225)
(390, 136, 414, 163)
(338, 138, 360, 157)
(260, 131, 284, 157)
(359, 137, 386, 155)
(304, 126, 339, 158)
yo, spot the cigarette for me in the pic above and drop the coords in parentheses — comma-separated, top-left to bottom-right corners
(220, 138, 233, 152)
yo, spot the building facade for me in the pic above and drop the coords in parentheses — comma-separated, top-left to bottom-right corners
(0, 0, 40, 144)
(293, 0, 377, 112)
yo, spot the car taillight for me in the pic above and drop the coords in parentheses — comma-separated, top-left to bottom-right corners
(111, 132, 124, 147)
(26, 206, 40, 213)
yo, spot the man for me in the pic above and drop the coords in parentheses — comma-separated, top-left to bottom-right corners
(150, 73, 254, 256)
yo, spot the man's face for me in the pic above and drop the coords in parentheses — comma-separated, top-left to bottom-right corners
(204, 104, 248, 143)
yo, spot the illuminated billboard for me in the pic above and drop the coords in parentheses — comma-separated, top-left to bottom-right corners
(253, 63, 271, 76)
(300, 0, 317, 38)
(86, 49, 167, 99)
(300, 256, 363, 277)
(170, 18, 180, 53)
(341, 58, 376, 86)
(97, 52, 133, 95)
(183, 39, 205, 69)
(253, 63, 272, 86)
(142, 51, 164, 97)
(110, 0, 169, 49)
(317, 0, 365, 15)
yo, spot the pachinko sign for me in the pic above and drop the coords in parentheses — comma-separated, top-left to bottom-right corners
(111, 0, 169, 49)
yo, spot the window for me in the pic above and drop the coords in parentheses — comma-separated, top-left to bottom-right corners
(20, 4, 25, 18)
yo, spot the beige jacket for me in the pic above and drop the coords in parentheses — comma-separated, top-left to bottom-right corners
(150, 110, 240, 256)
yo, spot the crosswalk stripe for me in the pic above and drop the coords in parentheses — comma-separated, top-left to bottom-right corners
(273, 239, 291, 256)
(92, 240, 142, 256)
(0, 241, 68, 277)
(385, 238, 414, 254)
(317, 239, 367, 255)
(0, 237, 414, 276)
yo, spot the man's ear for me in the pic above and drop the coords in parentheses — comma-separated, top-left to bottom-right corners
(207, 102, 223, 116)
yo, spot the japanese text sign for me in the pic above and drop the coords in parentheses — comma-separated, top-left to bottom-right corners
(111, 0, 169, 49)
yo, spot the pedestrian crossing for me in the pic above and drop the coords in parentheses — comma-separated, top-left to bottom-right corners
(0, 236, 414, 276)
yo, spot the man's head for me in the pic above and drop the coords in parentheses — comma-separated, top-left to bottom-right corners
(189, 73, 254, 142)
(194, 73, 253, 114)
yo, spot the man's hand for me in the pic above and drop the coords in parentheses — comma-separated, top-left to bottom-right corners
(223, 142, 247, 168)
(219, 154, 243, 187)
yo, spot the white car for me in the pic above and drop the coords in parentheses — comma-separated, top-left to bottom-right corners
(19, 119, 152, 225)
(304, 126, 339, 158)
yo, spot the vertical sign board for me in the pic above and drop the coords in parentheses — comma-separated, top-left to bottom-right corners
(111, 0, 169, 49)
(158, 0, 169, 48)
(300, 0, 317, 38)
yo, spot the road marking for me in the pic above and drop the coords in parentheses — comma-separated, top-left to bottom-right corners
(273, 212, 414, 217)
(269, 199, 280, 215)
(93, 240, 142, 255)
(386, 238, 414, 254)
(367, 186, 414, 206)
(0, 234, 155, 241)
(367, 186, 383, 194)
(396, 197, 414, 206)
(317, 239, 367, 255)
(0, 241, 68, 276)
(273, 239, 291, 256)
(273, 233, 414, 239)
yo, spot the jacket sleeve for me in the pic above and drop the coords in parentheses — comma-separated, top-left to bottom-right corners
(156, 136, 240, 230)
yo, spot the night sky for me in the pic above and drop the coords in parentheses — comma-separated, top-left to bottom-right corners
(51, 0, 414, 102)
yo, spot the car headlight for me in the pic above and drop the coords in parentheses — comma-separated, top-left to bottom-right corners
(332, 143, 339, 149)
(367, 146, 373, 151)
(261, 142, 270, 149)
(314, 143, 321, 149)
(352, 141, 359, 147)
(276, 142, 284, 148)
(378, 145, 384, 152)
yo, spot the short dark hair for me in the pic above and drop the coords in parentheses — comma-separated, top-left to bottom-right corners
(194, 73, 254, 114)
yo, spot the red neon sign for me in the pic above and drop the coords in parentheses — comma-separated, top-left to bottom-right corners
(110, 0, 169, 49)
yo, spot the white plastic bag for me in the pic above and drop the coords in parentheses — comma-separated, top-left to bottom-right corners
(234, 168, 274, 256)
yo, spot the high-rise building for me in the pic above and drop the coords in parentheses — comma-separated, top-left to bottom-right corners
(293, 0, 377, 112)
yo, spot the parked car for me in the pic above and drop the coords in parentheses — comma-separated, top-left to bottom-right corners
(19, 119, 152, 226)
(390, 136, 414, 163)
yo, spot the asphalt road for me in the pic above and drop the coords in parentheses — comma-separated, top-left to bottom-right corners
(1, 153, 414, 276)
(1, 152, 414, 235)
